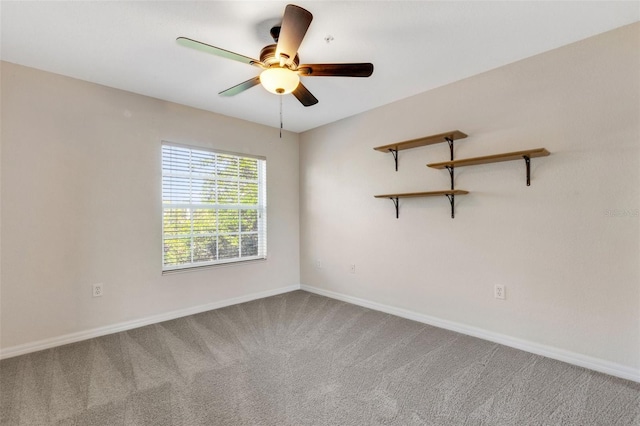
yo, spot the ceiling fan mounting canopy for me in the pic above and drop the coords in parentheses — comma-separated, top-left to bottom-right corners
(177, 4, 374, 107)
(270, 25, 281, 43)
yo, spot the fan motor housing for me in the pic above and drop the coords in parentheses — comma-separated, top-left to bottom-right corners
(260, 44, 299, 69)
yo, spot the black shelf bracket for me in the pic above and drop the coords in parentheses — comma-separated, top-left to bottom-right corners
(523, 155, 531, 186)
(445, 137, 455, 190)
(388, 197, 400, 218)
(445, 137, 456, 218)
(446, 137, 454, 161)
(445, 166, 455, 190)
(446, 194, 456, 219)
(389, 148, 399, 171)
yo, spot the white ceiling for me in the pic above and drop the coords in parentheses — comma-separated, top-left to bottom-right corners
(1, 1, 638, 133)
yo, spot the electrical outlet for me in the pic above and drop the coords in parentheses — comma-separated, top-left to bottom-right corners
(349, 264, 356, 274)
(92, 283, 103, 297)
(494, 284, 505, 300)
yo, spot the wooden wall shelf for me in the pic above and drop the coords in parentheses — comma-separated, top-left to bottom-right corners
(374, 131, 468, 152)
(374, 190, 469, 218)
(374, 190, 469, 199)
(374, 130, 467, 171)
(427, 148, 550, 186)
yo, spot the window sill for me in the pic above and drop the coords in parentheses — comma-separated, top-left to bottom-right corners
(162, 257, 267, 275)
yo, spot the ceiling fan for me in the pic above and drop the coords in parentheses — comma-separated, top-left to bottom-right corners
(177, 4, 374, 107)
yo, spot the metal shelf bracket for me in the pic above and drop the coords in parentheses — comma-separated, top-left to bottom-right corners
(445, 137, 454, 161)
(445, 194, 456, 219)
(389, 197, 400, 218)
(389, 149, 398, 171)
(443, 137, 457, 218)
(523, 155, 531, 186)
(445, 166, 455, 189)
(445, 137, 455, 191)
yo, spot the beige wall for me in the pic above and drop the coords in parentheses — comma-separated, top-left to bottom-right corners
(300, 24, 639, 371)
(0, 62, 300, 350)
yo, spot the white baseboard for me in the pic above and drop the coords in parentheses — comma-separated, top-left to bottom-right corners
(300, 284, 640, 383)
(0, 284, 300, 360)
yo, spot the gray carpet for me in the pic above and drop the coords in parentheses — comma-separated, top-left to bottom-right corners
(1, 290, 639, 425)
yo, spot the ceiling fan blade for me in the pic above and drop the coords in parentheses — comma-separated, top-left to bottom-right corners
(292, 82, 319, 107)
(276, 4, 313, 66)
(219, 76, 261, 97)
(177, 37, 264, 68)
(298, 63, 374, 77)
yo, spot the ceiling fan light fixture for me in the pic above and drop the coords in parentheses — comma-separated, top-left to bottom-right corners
(259, 67, 300, 95)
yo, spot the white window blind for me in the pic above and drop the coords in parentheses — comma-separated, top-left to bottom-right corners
(162, 143, 267, 271)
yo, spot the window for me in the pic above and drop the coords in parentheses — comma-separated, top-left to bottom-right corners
(162, 143, 266, 271)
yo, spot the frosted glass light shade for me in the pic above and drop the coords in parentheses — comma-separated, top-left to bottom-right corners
(259, 67, 300, 95)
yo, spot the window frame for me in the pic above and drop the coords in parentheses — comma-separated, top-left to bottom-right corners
(161, 141, 267, 273)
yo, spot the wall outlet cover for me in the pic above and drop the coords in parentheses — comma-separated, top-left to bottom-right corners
(494, 284, 505, 300)
(92, 283, 103, 297)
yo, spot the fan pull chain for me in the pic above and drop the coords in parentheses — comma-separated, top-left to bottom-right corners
(279, 94, 283, 139)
